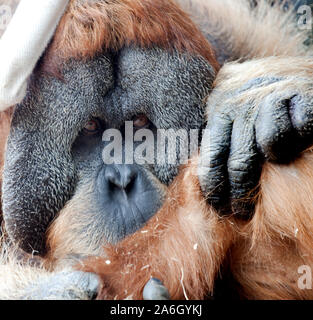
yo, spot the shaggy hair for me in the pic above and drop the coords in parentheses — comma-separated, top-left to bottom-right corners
(47, 158, 237, 300)
(41, 0, 219, 75)
(1, 0, 313, 300)
(72, 55, 313, 300)
(177, 0, 311, 60)
(230, 148, 313, 299)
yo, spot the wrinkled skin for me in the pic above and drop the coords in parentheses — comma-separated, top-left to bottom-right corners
(199, 75, 313, 218)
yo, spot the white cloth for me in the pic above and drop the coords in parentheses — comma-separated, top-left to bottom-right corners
(0, 0, 69, 111)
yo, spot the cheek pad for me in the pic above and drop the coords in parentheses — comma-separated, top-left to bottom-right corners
(2, 55, 114, 255)
(3, 129, 77, 255)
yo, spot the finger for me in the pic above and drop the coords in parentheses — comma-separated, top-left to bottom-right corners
(256, 95, 299, 163)
(289, 94, 313, 150)
(228, 116, 262, 219)
(23, 271, 99, 300)
(75, 271, 100, 300)
(143, 278, 170, 300)
(198, 114, 233, 210)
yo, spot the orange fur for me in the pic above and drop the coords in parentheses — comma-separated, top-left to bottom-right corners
(78, 159, 237, 300)
(0, 108, 12, 170)
(41, 0, 219, 76)
(74, 149, 313, 300)
(230, 148, 313, 299)
(3, 0, 313, 300)
(0, 108, 13, 219)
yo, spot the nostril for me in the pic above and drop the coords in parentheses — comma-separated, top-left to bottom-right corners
(108, 178, 122, 191)
(125, 176, 136, 194)
(109, 174, 136, 194)
(106, 168, 137, 194)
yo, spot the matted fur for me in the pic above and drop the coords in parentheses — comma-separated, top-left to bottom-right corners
(230, 148, 313, 299)
(57, 52, 313, 300)
(6, 147, 313, 299)
(59, 146, 313, 300)
(1, 0, 313, 300)
(71, 148, 313, 300)
(50, 159, 238, 300)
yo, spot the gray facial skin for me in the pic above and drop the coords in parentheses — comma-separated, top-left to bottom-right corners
(2, 46, 215, 254)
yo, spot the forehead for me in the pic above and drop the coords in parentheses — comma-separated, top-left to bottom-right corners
(103, 47, 214, 127)
(27, 46, 214, 130)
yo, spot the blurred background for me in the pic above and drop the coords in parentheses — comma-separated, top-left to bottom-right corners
(0, 0, 19, 37)
(0, 0, 313, 40)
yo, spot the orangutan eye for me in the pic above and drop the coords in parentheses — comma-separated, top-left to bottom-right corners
(133, 114, 150, 129)
(83, 119, 101, 135)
